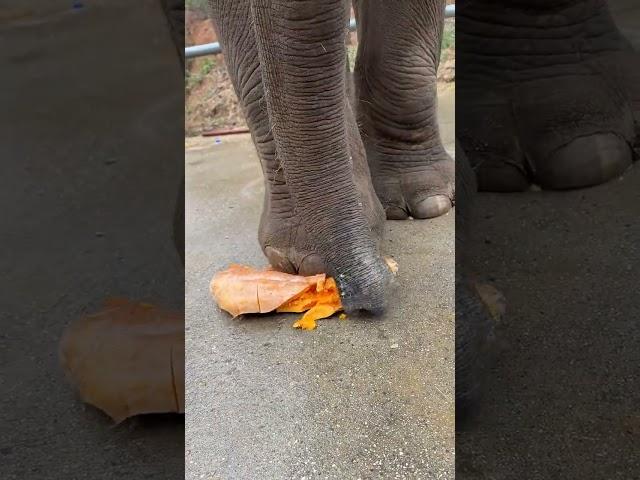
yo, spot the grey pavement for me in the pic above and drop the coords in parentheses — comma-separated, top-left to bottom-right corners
(457, 158, 640, 480)
(2, 1, 184, 479)
(185, 86, 455, 479)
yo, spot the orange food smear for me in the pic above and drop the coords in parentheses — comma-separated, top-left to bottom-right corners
(293, 304, 341, 331)
(277, 277, 342, 313)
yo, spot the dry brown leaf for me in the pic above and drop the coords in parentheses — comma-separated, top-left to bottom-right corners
(385, 257, 399, 275)
(59, 298, 184, 423)
(210, 265, 343, 329)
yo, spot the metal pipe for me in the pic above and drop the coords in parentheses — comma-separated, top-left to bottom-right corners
(186, 4, 455, 59)
(445, 4, 455, 18)
(186, 41, 221, 58)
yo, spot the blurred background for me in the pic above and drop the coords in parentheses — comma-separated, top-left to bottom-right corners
(184, 0, 455, 136)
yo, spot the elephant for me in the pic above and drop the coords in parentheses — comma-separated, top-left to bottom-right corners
(206, 0, 455, 314)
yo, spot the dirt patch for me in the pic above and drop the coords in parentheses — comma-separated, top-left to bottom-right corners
(186, 55, 244, 136)
(438, 47, 455, 83)
(186, 10, 217, 45)
(185, 15, 244, 136)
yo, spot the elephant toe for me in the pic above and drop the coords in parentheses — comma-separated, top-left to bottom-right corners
(265, 246, 328, 277)
(385, 205, 410, 220)
(476, 159, 530, 192)
(297, 254, 327, 276)
(264, 246, 297, 274)
(538, 134, 633, 190)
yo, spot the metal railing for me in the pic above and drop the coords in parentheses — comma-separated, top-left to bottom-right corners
(186, 4, 455, 59)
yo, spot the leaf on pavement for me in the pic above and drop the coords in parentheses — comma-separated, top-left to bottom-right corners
(210, 264, 343, 329)
(59, 298, 184, 423)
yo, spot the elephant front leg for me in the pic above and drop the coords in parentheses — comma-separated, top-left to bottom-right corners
(249, 0, 391, 313)
(354, 0, 454, 220)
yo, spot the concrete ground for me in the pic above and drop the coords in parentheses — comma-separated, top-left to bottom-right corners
(457, 170, 640, 480)
(185, 85, 455, 479)
(2, 1, 184, 479)
(457, 3, 640, 479)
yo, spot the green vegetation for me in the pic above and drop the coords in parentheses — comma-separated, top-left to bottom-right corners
(185, 0, 209, 12)
(347, 45, 358, 71)
(200, 57, 215, 75)
(186, 57, 216, 93)
(442, 21, 455, 51)
(440, 21, 455, 64)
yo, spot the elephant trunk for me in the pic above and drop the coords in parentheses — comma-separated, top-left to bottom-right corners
(456, 144, 496, 419)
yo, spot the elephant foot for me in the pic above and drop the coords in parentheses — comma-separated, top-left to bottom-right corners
(257, 125, 390, 313)
(456, 276, 497, 423)
(458, 1, 640, 191)
(368, 147, 455, 220)
(460, 74, 637, 192)
(258, 195, 390, 313)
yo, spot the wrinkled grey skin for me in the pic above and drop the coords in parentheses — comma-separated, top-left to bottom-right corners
(207, 0, 454, 312)
(458, 0, 639, 191)
(456, 0, 640, 422)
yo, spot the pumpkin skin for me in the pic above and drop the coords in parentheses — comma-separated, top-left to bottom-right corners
(210, 265, 343, 330)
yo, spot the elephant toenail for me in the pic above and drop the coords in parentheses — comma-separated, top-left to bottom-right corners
(412, 195, 452, 219)
(264, 246, 296, 274)
(539, 133, 632, 189)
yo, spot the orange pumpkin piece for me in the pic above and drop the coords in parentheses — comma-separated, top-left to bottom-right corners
(210, 264, 327, 317)
(276, 277, 342, 313)
(210, 265, 343, 329)
(293, 304, 341, 331)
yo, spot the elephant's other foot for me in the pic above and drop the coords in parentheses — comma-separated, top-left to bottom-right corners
(459, 74, 637, 192)
(369, 147, 455, 220)
(456, 276, 501, 425)
(458, 2, 640, 192)
(352, 0, 454, 220)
